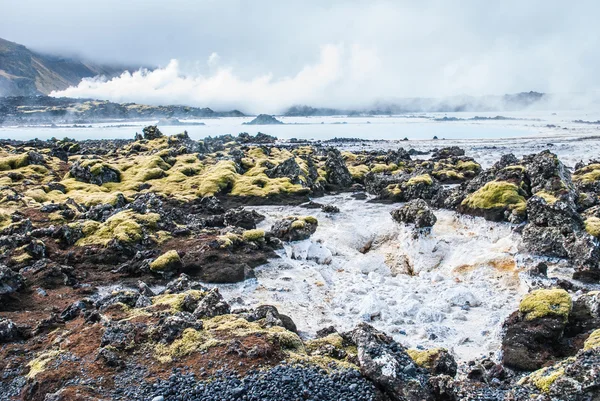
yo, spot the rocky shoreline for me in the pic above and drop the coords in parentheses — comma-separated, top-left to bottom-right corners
(0, 126, 599, 400)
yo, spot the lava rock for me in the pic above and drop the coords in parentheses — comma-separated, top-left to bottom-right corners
(192, 288, 231, 318)
(0, 265, 25, 296)
(391, 199, 437, 228)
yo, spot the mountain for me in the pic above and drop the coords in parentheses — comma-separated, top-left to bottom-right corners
(0, 37, 132, 97)
(0, 96, 245, 125)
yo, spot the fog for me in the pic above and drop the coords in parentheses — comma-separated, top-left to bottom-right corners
(3, 0, 600, 113)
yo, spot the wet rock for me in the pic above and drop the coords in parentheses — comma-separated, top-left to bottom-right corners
(60, 300, 89, 321)
(391, 199, 437, 228)
(348, 322, 433, 401)
(192, 288, 231, 318)
(269, 216, 318, 241)
(325, 148, 353, 188)
(321, 204, 340, 213)
(0, 265, 25, 296)
(69, 158, 120, 185)
(223, 208, 265, 229)
(407, 348, 458, 377)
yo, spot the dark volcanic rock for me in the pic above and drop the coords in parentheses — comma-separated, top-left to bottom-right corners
(324, 148, 353, 188)
(69, 158, 121, 185)
(391, 199, 437, 228)
(0, 318, 22, 343)
(269, 216, 318, 242)
(142, 125, 164, 140)
(192, 288, 231, 318)
(348, 323, 433, 401)
(243, 114, 284, 125)
(223, 208, 265, 229)
(0, 265, 25, 296)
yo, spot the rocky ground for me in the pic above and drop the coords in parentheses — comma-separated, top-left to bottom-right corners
(0, 126, 599, 400)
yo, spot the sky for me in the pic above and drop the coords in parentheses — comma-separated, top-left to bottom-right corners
(1, 0, 599, 113)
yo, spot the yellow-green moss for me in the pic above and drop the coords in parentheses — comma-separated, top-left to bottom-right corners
(242, 229, 265, 242)
(347, 165, 370, 180)
(407, 348, 446, 369)
(535, 191, 558, 204)
(584, 217, 600, 238)
(456, 160, 481, 172)
(461, 181, 526, 213)
(27, 350, 62, 378)
(371, 163, 398, 174)
(0, 153, 30, 171)
(217, 232, 241, 248)
(407, 174, 433, 186)
(150, 250, 181, 272)
(155, 328, 223, 363)
(75, 210, 160, 246)
(24, 188, 48, 203)
(432, 170, 463, 181)
(202, 315, 304, 351)
(302, 216, 318, 225)
(305, 333, 344, 353)
(524, 366, 565, 393)
(573, 163, 600, 184)
(583, 329, 600, 350)
(291, 220, 306, 229)
(519, 289, 572, 322)
(152, 290, 206, 313)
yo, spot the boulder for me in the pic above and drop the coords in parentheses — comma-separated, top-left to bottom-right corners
(142, 125, 164, 140)
(69, 159, 120, 185)
(0, 318, 22, 343)
(269, 216, 318, 241)
(325, 149, 353, 188)
(391, 199, 437, 228)
(192, 288, 231, 318)
(223, 208, 265, 230)
(348, 323, 433, 401)
(0, 265, 25, 296)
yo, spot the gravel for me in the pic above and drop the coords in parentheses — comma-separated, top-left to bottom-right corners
(121, 364, 379, 401)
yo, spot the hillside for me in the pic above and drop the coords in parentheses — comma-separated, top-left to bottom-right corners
(0, 37, 130, 96)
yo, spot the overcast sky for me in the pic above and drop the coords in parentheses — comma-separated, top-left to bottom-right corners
(1, 0, 598, 112)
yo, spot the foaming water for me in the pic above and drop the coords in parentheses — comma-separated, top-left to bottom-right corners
(216, 194, 534, 361)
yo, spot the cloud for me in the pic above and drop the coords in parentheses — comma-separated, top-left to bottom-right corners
(52, 44, 385, 114)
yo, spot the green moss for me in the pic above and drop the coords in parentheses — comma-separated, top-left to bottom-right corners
(152, 290, 206, 313)
(217, 232, 241, 248)
(456, 160, 481, 172)
(407, 348, 447, 369)
(12, 252, 33, 264)
(535, 191, 558, 204)
(525, 366, 565, 393)
(519, 289, 572, 322)
(461, 181, 526, 213)
(291, 220, 306, 229)
(432, 170, 464, 181)
(0, 153, 30, 171)
(242, 229, 265, 242)
(573, 163, 600, 184)
(305, 333, 344, 353)
(583, 329, 600, 350)
(584, 217, 600, 238)
(407, 174, 433, 186)
(24, 188, 48, 203)
(75, 210, 160, 246)
(27, 350, 61, 379)
(302, 216, 318, 225)
(150, 250, 181, 272)
(155, 328, 223, 363)
(203, 315, 304, 351)
(371, 163, 397, 174)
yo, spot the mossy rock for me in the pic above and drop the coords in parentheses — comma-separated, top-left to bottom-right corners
(519, 289, 572, 322)
(75, 210, 160, 246)
(583, 329, 600, 351)
(242, 229, 265, 242)
(460, 180, 526, 221)
(150, 250, 182, 272)
(584, 217, 600, 238)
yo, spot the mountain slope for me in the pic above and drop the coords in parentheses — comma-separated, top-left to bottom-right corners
(0, 37, 130, 96)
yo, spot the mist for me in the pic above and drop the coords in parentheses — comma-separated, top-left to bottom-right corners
(3, 0, 598, 113)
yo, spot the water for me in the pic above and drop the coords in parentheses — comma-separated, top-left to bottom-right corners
(3, 110, 600, 142)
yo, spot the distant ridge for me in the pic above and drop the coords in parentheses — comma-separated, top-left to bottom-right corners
(0, 37, 133, 97)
